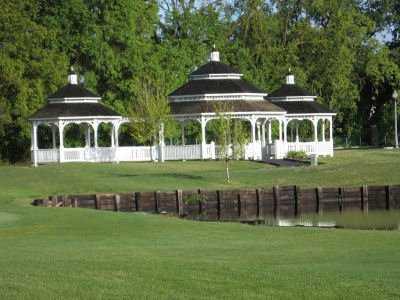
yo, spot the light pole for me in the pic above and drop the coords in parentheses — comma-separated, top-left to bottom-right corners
(393, 90, 398, 149)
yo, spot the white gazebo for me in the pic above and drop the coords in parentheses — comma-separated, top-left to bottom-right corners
(30, 50, 335, 166)
(168, 49, 335, 160)
(29, 72, 125, 166)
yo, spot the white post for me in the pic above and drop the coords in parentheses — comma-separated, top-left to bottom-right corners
(93, 123, 98, 148)
(85, 124, 91, 148)
(283, 120, 288, 143)
(295, 122, 299, 143)
(257, 122, 261, 142)
(113, 122, 120, 163)
(278, 120, 283, 141)
(250, 116, 257, 160)
(201, 116, 207, 159)
(322, 120, 326, 142)
(268, 121, 272, 143)
(313, 118, 319, 156)
(181, 122, 185, 146)
(210, 141, 216, 160)
(58, 121, 64, 163)
(32, 122, 38, 167)
(52, 125, 57, 149)
(395, 97, 398, 148)
(313, 119, 318, 142)
(93, 122, 98, 162)
(159, 123, 165, 162)
(111, 125, 115, 147)
(261, 121, 266, 146)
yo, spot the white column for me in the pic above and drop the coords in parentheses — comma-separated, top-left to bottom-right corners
(257, 122, 261, 142)
(159, 123, 165, 162)
(111, 125, 115, 147)
(283, 120, 288, 143)
(181, 122, 185, 146)
(93, 122, 98, 148)
(322, 120, 326, 142)
(32, 122, 38, 167)
(261, 121, 266, 146)
(295, 122, 299, 143)
(329, 118, 333, 142)
(250, 116, 257, 160)
(52, 125, 57, 149)
(278, 120, 283, 141)
(268, 121, 272, 143)
(93, 122, 98, 162)
(201, 116, 207, 159)
(251, 117, 256, 144)
(85, 124, 91, 148)
(58, 121, 64, 163)
(313, 118, 318, 142)
(113, 122, 120, 163)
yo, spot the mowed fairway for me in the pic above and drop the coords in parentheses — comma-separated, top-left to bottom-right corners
(0, 149, 400, 299)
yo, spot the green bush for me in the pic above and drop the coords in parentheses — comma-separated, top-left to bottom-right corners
(286, 151, 308, 160)
(183, 193, 208, 205)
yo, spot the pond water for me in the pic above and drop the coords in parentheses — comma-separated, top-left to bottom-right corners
(263, 210, 400, 230)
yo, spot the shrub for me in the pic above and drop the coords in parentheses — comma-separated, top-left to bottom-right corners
(183, 193, 208, 205)
(286, 151, 308, 160)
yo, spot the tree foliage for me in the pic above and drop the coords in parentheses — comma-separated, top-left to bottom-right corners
(1, 0, 400, 162)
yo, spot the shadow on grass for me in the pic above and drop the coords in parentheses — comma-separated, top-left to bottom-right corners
(114, 173, 204, 180)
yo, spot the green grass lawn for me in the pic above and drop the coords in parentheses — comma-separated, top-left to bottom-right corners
(0, 149, 400, 299)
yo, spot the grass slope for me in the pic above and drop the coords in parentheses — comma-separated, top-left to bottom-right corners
(0, 149, 400, 299)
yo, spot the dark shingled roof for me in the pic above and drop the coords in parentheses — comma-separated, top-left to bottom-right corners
(30, 103, 121, 119)
(48, 84, 100, 99)
(169, 79, 265, 96)
(169, 100, 284, 115)
(190, 61, 240, 76)
(273, 101, 333, 114)
(268, 84, 314, 98)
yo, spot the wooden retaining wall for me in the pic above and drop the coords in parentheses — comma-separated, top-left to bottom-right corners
(32, 185, 400, 221)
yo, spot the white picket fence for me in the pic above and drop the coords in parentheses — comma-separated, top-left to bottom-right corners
(34, 140, 333, 164)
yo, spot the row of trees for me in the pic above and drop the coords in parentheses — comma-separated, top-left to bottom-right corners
(1, 0, 400, 163)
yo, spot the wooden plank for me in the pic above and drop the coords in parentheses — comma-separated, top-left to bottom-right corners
(361, 185, 368, 213)
(176, 189, 184, 217)
(198, 189, 203, 216)
(294, 186, 299, 217)
(237, 192, 242, 218)
(135, 192, 140, 211)
(273, 186, 280, 219)
(316, 187, 322, 214)
(95, 194, 100, 210)
(114, 194, 120, 212)
(256, 189, 261, 219)
(217, 190, 222, 221)
(385, 186, 391, 210)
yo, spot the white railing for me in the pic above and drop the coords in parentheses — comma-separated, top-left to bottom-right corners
(165, 144, 201, 160)
(204, 142, 216, 160)
(35, 141, 333, 164)
(117, 146, 157, 162)
(272, 140, 334, 159)
(63, 148, 86, 162)
(36, 149, 59, 163)
(245, 142, 262, 160)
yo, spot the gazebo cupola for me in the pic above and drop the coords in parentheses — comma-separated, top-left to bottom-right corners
(29, 69, 123, 166)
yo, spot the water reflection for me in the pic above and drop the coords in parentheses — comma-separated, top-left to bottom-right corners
(263, 210, 400, 230)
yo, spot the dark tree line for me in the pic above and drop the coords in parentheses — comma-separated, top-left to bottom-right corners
(1, 0, 400, 162)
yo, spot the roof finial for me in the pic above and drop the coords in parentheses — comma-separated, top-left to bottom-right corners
(68, 66, 78, 85)
(286, 68, 295, 85)
(210, 44, 220, 62)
